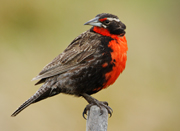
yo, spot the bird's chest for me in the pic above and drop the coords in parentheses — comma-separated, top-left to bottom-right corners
(102, 36, 127, 88)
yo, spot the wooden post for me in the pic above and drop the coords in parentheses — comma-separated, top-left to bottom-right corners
(86, 105, 108, 131)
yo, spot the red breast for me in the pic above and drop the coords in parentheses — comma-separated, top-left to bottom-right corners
(93, 26, 128, 89)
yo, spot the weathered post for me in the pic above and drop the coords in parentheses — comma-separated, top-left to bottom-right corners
(86, 105, 108, 131)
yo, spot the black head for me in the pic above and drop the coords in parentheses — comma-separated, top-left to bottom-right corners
(84, 13, 126, 36)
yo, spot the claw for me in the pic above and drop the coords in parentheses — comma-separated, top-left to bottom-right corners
(108, 109, 112, 117)
(101, 102, 113, 117)
(82, 104, 93, 119)
(82, 101, 113, 119)
(82, 108, 87, 120)
(99, 109, 103, 115)
(102, 101, 108, 106)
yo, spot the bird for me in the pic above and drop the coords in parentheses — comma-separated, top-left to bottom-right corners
(11, 13, 128, 118)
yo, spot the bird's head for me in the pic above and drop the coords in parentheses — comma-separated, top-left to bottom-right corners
(84, 13, 126, 36)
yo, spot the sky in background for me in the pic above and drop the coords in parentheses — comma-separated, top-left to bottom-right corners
(0, 0, 180, 131)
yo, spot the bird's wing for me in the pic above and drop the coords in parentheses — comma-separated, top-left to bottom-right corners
(32, 30, 100, 81)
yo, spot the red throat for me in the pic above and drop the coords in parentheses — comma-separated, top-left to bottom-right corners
(93, 26, 128, 89)
(93, 26, 119, 39)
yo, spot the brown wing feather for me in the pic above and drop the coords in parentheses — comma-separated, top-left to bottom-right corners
(32, 30, 100, 81)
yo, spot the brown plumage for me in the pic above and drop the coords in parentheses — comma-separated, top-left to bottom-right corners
(11, 13, 127, 118)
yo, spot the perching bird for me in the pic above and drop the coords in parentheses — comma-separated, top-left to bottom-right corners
(11, 13, 128, 118)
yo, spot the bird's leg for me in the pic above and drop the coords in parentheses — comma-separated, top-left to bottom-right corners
(81, 93, 113, 119)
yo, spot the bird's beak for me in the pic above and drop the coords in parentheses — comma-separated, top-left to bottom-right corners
(84, 17, 102, 27)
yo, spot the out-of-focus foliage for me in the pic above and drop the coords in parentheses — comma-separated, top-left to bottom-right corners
(0, 0, 180, 131)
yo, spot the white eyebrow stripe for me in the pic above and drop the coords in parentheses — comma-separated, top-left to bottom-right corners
(107, 18, 120, 22)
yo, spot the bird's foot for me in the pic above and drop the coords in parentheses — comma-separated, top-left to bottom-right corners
(82, 100, 113, 119)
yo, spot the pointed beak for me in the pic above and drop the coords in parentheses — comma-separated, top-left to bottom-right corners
(84, 17, 102, 27)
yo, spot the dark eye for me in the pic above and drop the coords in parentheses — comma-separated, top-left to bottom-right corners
(104, 20, 110, 24)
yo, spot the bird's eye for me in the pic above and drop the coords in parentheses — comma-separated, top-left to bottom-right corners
(104, 20, 110, 24)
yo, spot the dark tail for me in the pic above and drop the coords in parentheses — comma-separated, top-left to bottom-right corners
(11, 84, 52, 117)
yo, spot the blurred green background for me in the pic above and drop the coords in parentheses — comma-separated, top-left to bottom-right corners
(0, 0, 180, 131)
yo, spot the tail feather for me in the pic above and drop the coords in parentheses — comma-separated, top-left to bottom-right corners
(11, 85, 51, 117)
